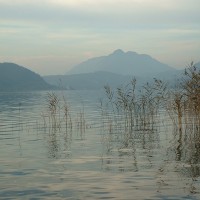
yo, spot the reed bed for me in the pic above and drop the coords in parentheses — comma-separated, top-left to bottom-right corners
(166, 63, 200, 132)
(41, 63, 199, 152)
(103, 78, 168, 133)
(43, 92, 86, 135)
(102, 63, 200, 149)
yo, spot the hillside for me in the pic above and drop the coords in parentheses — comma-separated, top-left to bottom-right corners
(44, 71, 130, 90)
(0, 63, 53, 91)
(44, 62, 200, 90)
(67, 49, 175, 77)
(155, 61, 200, 86)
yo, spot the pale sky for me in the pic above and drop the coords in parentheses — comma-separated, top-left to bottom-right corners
(0, 0, 199, 75)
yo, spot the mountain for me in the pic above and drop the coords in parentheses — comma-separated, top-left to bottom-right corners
(44, 71, 133, 90)
(45, 62, 200, 90)
(67, 49, 175, 77)
(154, 61, 200, 87)
(0, 62, 54, 91)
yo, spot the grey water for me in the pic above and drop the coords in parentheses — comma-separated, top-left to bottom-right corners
(0, 90, 199, 200)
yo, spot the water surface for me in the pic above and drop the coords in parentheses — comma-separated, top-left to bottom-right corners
(0, 90, 200, 199)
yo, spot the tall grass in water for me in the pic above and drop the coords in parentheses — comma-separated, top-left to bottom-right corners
(138, 79, 168, 130)
(102, 63, 199, 150)
(166, 89, 184, 131)
(104, 78, 167, 133)
(102, 78, 168, 151)
(46, 92, 60, 130)
(167, 63, 200, 132)
(182, 62, 200, 128)
(104, 78, 139, 133)
(63, 96, 73, 131)
(44, 91, 86, 135)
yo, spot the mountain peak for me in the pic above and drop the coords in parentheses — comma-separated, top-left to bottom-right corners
(112, 49, 124, 55)
(67, 50, 174, 76)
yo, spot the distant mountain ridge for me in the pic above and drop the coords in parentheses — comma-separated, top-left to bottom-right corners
(67, 49, 175, 77)
(45, 62, 200, 90)
(1, 59, 198, 91)
(0, 62, 53, 91)
(146, 61, 200, 88)
(44, 71, 132, 90)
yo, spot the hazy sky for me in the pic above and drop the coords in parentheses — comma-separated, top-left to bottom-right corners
(0, 0, 199, 75)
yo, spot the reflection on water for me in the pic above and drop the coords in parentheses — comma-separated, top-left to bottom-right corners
(167, 126, 200, 181)
(0, 91, 200, 199)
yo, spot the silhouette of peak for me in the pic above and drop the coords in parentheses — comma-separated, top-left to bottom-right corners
(67, 49, 174, 76)
(126, 51, 138, 56)
(112, 49, 124, 55)
(112, 50, 138, 57)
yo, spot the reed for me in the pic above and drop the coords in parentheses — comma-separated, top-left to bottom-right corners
(138, 79, 168, 130)
(63, 96, 73, 131)
(46, 92, 60, 130)
(167, 63, 200, 131)
(44, 91, 87, 135)
(166, 89, 184, 131)
(104, 78, 167, 133)
(102, 64, 199, 148)
(181, 62, 200, 127)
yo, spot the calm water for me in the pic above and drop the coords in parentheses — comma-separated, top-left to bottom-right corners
(0, 90, 200, 200)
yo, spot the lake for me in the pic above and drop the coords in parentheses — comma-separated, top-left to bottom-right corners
(0, 90, 200, 200)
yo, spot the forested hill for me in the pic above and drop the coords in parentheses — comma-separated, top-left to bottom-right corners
(0, 63, 53, 91)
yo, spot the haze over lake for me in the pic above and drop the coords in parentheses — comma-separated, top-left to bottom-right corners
(0, 0, 200, 199)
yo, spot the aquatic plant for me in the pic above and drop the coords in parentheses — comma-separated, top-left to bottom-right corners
(63, 96, 73, 131)
(166, 89, 184, 131)
(167, 63, 200, 131)
(44, 91, 87, 136)
(104, 78, 167, 133)
(181, 62, 200, 127)
(102, 63, 199, 151)
(46, 92, 60, 129)
(138, 78, 168, 130)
